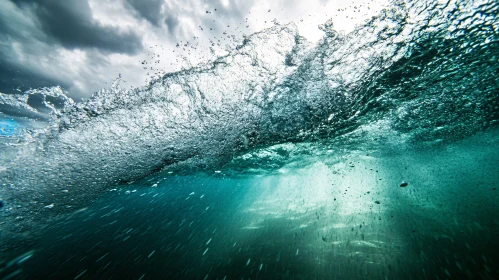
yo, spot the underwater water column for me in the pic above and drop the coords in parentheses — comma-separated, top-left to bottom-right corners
(1, 0, 499, 279)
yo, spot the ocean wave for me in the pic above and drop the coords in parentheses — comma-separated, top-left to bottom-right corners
(0, 0, 498, 244)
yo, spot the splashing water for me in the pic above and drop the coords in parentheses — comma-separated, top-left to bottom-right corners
(1, 0, 499, 277)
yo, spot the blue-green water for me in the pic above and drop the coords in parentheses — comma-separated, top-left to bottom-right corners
(2, 130, 499, 279)
(1, 0, 499, 279)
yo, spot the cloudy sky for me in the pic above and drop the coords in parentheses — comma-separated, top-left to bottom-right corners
(0, 0, 387, 100)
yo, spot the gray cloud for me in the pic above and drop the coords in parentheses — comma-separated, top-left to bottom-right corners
(0, 58, 69, 94)
(164, 15, 180, 34)
(0, 3, 66, 94)
(126, 0, 165, 27)
(13, 0, 143, 54)
(0, 0, 147, 96)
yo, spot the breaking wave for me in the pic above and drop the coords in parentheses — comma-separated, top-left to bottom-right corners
(1, 0, 498, 245)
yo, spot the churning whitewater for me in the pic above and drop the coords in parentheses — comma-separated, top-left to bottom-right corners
(1, 0, 498, 262)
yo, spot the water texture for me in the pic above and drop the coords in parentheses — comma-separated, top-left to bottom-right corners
(0, 0, 498, 279)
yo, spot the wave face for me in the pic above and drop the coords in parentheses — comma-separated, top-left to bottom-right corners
(1, 0, 499, 248)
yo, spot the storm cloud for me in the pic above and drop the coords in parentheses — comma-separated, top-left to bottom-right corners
(126, 0, 165, 27)
(13, 0, 143, 54)
(0, 58, 70, 94)
(0, 0, 146, 97)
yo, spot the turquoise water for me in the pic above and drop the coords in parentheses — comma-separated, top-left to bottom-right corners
(1, 0, 499, 279)
(3, 129, 499, 279)
(0, 120, 17, 137)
